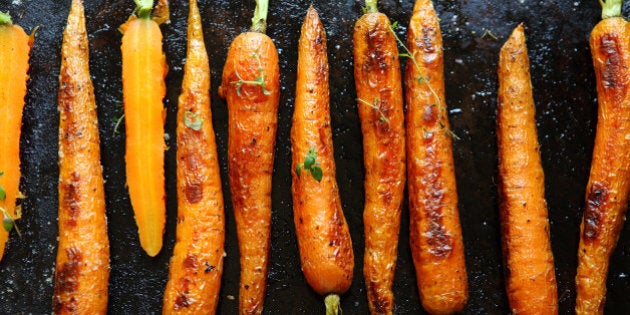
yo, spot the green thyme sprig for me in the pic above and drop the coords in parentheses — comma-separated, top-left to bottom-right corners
(0, 172, 20, 236)
(231, 51, 270, 96)
(184, 110, 203, 131)
(357, 97, 390, 125)
(296, 147, 323, 182)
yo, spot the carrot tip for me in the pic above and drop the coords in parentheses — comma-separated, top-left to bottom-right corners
(324, 294, 342, 315)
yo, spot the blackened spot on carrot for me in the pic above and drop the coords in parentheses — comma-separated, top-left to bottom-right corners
(62, 172, 81, 227)
(185, 182, 203, 204)
(315, 36, 323, 45)
(583, 182, 607, 242)
(53, 247, 82, 313)
(183, 254, 198, 269)
(174, 293, 190, 309)
(204, 261, 215, 273)
(601, 34, 622, 89)
(245, 284, 250, 290)
(423, 142, 453, 258)
(367, 280, 390, 314)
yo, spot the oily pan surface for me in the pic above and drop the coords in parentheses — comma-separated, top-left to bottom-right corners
(0, 0, 629, 313)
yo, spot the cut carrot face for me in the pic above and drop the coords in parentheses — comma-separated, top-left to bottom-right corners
(0, 11, 33, 261)
(121, 0, 168, 257)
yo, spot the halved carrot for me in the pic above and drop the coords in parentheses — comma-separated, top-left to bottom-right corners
(404, 0, 469, 313)
(576, 0, 630, 313)
(0, 10, 33, 261)
(53, 0, 109, 313)
(162, 0, 225, 313)
(291, 6, 354, 314)
(353, 0, 406, 313)
(497, 24, 558, 315)
(121, 0, 168, 257)
(218, 0, 279, 313)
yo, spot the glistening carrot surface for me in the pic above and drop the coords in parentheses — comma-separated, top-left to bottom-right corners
(404, 0, 468, 313)
(162, 0, 225, 313)
(121, 0, 168, 257)
(0, 11, 32, 261)
(218, 1, 279, 312)
(291, 6, 354, 314)
(53, 0, 109, 313)
(497, 24, 558, 315)
(353, 0, 406, 313)
(576, 1, 630, 313)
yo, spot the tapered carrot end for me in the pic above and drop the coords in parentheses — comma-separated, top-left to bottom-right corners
(140, 234, 163, 257)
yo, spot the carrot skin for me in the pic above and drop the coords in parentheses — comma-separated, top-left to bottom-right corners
(53, 0, 110, 313)
(291, 6, 354, 297)
(162, 0, 225, 313)
(576, 17, 630, 315)
(353, 11, 406, 315)
(497, 24, 558, 315)
(0, 16, 32, 261)
(405, 0, 469, 313)
(219, 32, 280, 315)
(121, 16, 168, 257)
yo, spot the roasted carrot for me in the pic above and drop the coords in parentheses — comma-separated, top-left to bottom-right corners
(497, 24, 558, 315)
(0, 11, 33, 261)
(121, 0, 168, 257)
(353, 0, 406, 313)
(218, 0, 279, 313)
(576, 0, 630, 313)
(291, 6, 354, 314)
(162, 0, 225, 313)
(404, 0, 469, 313)
(53, 0, 110, 313)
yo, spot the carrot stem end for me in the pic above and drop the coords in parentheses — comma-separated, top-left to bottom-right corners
(324, 294, 342, 315)
(0, 11, 12, 25)
(134, 0, 154, 19)
(601, 0, 622, 19)
(365, 0, 378, 13)
(251, 0, 269, 33)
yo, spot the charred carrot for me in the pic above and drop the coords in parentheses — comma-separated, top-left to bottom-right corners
(291, 6, 354, 315)
(121, 0, 168, 257)
(403, 0, 469, 313)
(162, 0, 225, 313)
(576, 0, 630, 313)
(497, 24, 558, 315)
(353, 0, 406, 313)
(53, 0, 110, 313)
(218, 0, 279, 313)
(0, 11, 33, 260)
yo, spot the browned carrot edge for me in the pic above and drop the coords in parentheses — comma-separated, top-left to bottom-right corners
(53, 0, 109, 313)
(217, 0, 279, 313)
(162, 0, 226, 313)
(291, 6, 354, 315)
(353, 0, 406, 313)
(497, 24, 558, 314)
(402, 0, 469, 313)
(575, 0, 630, 313)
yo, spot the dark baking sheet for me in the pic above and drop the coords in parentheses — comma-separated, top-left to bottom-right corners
(1, 0, 629, 313)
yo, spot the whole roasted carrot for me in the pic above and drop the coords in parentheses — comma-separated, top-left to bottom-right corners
(53, 0, 110, 313)
(291, 6, 354, 314)
(497, 24, 558, 315)
(162, 0, 225, 313)
(218, 0, 279, 313)
(0, 10, 33, 260)
(353, 0, 406, 313)
(121, 0, 168, 257)
(403, 0, 469, 313)
(576, 0, 630, 313)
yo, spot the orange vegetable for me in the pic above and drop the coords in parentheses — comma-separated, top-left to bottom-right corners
(291, 6, 354, 314)
(353, 0, 406, 313)
(121, 0, 168, 256)
(162, 0, 225, 313)
(0, 10, 33, 261)
(576, 1, 630, 313)
(218, 0, 279, 313)
(497, 24, 558, 315)
(404, 0, 469, 313)
(53, 0, 110, 313)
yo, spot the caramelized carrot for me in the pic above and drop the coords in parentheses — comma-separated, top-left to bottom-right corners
(497, 24, 558, 315)
(162, 0, 225, 313)
(53, 0, 109, 313)
(0, 11, 33, 261)
(576, 1, 630, 313)
(291, 6, 354, 314)
(404, 0, 468, 313)
(121, 0, 168, 256)
(353, 0, 405, 313)
(218, 0, 279, 313)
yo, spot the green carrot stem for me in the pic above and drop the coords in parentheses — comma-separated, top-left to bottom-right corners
(600, 0, 622, 19)
(324, 294, 342, 315)
(0, 11, 12, 25)
(135, 0, 153, 19)
(365, 0, 378, 13)
(251, 0, 269, 33)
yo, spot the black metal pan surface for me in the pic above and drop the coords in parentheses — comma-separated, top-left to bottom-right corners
(0, 0, 629, 313)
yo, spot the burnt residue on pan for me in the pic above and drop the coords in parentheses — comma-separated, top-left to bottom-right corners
(0, 0, 629, 314)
